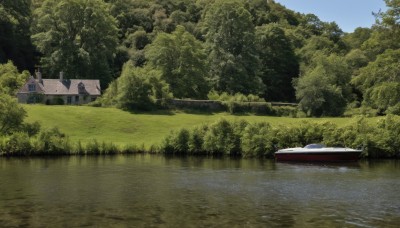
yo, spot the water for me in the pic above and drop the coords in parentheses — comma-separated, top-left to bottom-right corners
(1, 155, 399, 227)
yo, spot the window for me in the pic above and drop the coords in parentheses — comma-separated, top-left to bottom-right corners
(75, 96, 79, 103)
(67, 96, 72, 104)
(27, 96, 35, 104)
(28, 84, 36, 92)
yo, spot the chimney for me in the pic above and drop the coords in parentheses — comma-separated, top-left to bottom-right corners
(59, 71, 64, 81)
(36, 69, 42, 83)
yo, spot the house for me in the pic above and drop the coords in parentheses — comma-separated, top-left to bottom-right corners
(17, 71, 101, 105)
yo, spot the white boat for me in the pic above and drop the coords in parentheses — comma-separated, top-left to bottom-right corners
(275, 144, 362, 162)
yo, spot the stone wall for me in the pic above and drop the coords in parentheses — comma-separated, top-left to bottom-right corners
(168, 99, 225, 111)
(167, 99, 297, 113)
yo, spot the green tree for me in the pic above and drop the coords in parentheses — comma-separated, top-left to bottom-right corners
(352, 49, 400, 112)
(376, 0, 400, 29)
(294, 53, 352, 116)
(146, 25, 209, 99)
(0, 94, 26, 135)
(361, 27, 400, 59)
(101, 61, 172, 110)
(297, 36, 336, 70)
(344, 49, 369, 71)
(107, 0, 153, 38)
(204, 0, 264, 95)
(321, 22, 344, 43)
(31, 0, 118, 87)
(342, 27, 372, 49)
(361, 0, 400, 59)
(0, 0, 35, 71)
(255, 24, 299, 102)
(0, 61, 30, 96)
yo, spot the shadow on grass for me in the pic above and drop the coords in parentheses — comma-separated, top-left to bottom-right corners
(126, 108, 279, 117)
(126, 109, 176, 116)
(175, 108, 221, 116)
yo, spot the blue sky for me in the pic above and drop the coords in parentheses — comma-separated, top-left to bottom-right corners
(274, 0, 387, 32)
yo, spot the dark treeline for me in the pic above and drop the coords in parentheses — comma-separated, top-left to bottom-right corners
(1, 0, 400, 117)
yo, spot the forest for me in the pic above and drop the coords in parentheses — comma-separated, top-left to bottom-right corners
(1, 0, 400, 117)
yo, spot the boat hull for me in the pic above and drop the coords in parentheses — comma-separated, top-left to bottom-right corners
(275, 151, 361, 162)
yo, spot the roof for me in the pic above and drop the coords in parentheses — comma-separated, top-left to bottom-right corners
(18, 77, 101, 96)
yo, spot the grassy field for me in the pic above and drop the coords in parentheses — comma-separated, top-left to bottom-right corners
(23, 105, 358, 148)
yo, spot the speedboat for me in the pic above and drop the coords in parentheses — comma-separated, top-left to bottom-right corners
(275, 144, 362, 162)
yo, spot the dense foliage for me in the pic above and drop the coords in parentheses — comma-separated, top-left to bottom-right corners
(1, 0, 399, 116)
(31, 0, 118, 87)
(98, 61, 172, 110)
(160, 116, 400, 158)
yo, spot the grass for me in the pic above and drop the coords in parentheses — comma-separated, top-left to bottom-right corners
(23, 105, 361, 148)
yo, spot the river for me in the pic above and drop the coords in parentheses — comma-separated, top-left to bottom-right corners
(0, 155, 399, 227)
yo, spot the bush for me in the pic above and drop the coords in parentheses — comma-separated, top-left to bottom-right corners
(21, 121, 41, 137)
(161, 128, 190, 155)
(188, 125, 208, 155)
(242, 122, 274, 157)
(203, 119, 248, 156)
(32, 127, 70, 155)
(272, 106, 298, 117)
(385, 103, 400, 115)
(160, 116, 400, 158)
(224, 101, 274, 115)
(207, 90, 264, 102)
(343, 107, 378, 117)
(0, 132, 32, 156)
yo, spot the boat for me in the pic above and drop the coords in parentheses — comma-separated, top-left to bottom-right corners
(275, 144, 362, 162)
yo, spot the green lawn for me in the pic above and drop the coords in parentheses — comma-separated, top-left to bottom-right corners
(23, 105, 357, 148)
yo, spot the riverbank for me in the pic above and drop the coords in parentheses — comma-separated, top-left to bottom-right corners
(1, 106, 399, 158)
(23, 105, 354, 148)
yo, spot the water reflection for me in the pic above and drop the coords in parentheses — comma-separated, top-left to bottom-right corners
(0, 156, 399, 227)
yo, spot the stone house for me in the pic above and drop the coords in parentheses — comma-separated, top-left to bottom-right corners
(17, 71, 101, 105)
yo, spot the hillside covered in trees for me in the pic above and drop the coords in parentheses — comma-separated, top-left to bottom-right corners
(1, 0, 399, 117)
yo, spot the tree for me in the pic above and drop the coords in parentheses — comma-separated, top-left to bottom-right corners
(294, 53, 352, 116)
(342, 27, 372, 49)
(0, 0, 35, 71)
(204, 0, 264, 95)
(361, 0, 400, 59)
(321, 22, 344, 43)
(100, 61, 172, 110)
(255, 24, 299, 102)
(107, 0, 154, 36)
(344, 49, 369, 71)
(352, 49, 400, 112)
(297, 35, 336, 70)
(0, 94, 26, 135)
(299, 14, 324, 36)
(376, 0, 400, 29)
(0, 61, 30, 96)
(31, 0, 118, 87)
(361, 27, 400, 59)
(146, 25, 209, 99)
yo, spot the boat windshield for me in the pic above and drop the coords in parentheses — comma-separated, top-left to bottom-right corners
(304, 144, 325, 149)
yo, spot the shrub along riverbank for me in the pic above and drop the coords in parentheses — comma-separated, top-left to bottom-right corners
(160, 116, 400, 158)
(1, 104, 400, 158)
